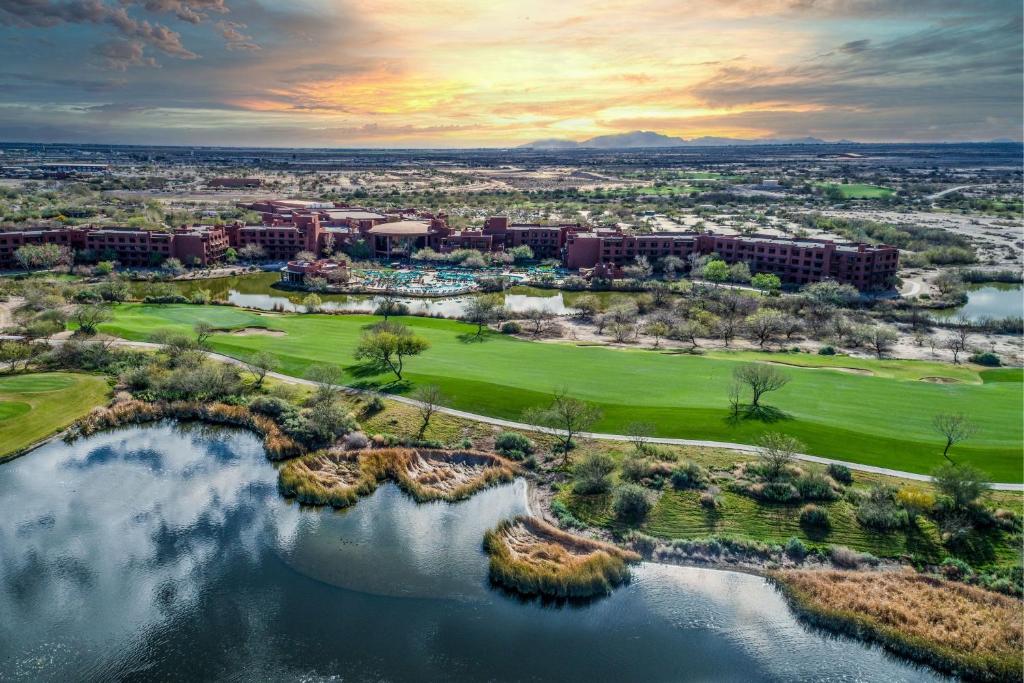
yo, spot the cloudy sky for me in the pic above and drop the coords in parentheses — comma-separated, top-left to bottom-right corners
(0, 0, 1020, 147)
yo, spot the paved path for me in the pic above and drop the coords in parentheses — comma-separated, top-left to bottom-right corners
(36, 337, 1024, 491)
(926, 185, 971, 201)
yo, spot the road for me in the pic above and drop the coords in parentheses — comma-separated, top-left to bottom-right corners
(31, 337, 1017, 491)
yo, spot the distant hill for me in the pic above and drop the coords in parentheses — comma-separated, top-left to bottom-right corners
(518, 130, 834, 149)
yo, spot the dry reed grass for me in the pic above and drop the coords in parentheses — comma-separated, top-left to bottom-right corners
(771, 569, 1023, 682)
(483, 515, 641, 599)
(68, 399, 304, 459)
(277, 447, 518, 508)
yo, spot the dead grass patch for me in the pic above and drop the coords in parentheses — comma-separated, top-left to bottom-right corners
(771, 569, 1023, 682)
(277, 447, 518, 508)
(483, 515, 640, 598)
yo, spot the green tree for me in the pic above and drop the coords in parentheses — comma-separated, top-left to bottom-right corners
(522, 387, 602, 463)
(751, 272, 781, 294)
(353, 321, 430, 381)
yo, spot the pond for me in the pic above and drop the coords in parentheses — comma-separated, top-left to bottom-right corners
(0, 423, 942, 681)
(129, 272, 673, 318)
(933, 282, 1023, 322)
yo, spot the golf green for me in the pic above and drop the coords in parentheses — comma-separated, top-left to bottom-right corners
(0, 372, 110, 461)
(99, 304, 1024, 482)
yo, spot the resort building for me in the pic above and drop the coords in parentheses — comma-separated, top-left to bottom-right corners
(0, 205, 898, 289)
(0, 225, 230, 269)
(565, 230, 899, 289)
(280, 258, 349, 286)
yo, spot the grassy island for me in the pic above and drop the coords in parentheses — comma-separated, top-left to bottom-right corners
(278, 447, 518, 507)
(0, 372, 109, 461)
(483, 515, 641, 598)
(771, 570, 1023, 682)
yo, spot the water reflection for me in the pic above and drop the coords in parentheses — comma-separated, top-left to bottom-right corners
(933, 282, 1023, 322)
(0, 423, 942, 681)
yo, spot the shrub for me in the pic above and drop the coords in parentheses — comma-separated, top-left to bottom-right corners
(817, 345, 836, 355)
(670, 461, 707, 489)
(342, 431, 370, 450)
(248, 395, 291, 418)
(494, 431, 533, 459)
(795, 472, 839, 501)
(856, 485, 909, 530)
(620, 453, 651, 483)
(968, 351, 1001, 367)
(940, 557, 974, 581)
(896, 487, 935, 520)
(549, 499, 585, 529)
(828, 545, 877, 568)
(500, 321, 521, 334)
(784, 536, 808, 560)
(699, 488, 721, 509)
(758, 481, 801, 503)
(826, 463, 853, 485)
(611, 483, 651, 523)
(799, 504, 830, 529)
(573, 452, 616, 494)
(624, 531, 657, 558)
(363, 395, 385, 414)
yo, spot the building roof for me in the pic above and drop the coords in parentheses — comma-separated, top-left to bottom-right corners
(367, 220, 431, 236)
(324, 210, 386, 221)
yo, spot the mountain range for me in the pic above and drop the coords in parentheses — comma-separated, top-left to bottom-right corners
(518, 130, 850, 149)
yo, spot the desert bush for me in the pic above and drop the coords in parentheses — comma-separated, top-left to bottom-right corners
(573, 452, 616, 494)
(800, 504, 830, 529)
(856, 485, 910, 531)
(795, 472, 839, 501)
(612, 483, 652, 523)
(343, 431, 370, 450)
(826, 463, 853, 485)
(500, 321, 521, 334)
(669, 461, 707, 489)
(817, 346, 836, 355)
(494, 431, 533, 459)
(784, 536, 808, 560)
(968, 351, 1000, 367)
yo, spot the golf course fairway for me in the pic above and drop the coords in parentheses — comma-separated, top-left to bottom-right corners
(97, 304, 1024, 482)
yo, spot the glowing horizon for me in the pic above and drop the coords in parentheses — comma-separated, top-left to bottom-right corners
(0, 1, 1020, 147)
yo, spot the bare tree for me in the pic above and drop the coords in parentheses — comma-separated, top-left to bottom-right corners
(522, 308, 555, 336)
(727, 381, 742, 418)
(413, 384, 444, 439)
(243, 350, 279, 389)
(305, 363, 345, 404)
(463, 295, 503, 337)
(757, 432, 804, 481)
(625, 421, 655, 454)
(933, 413, 978, 464)
(945, 317, 971, 364)
(745, 309, 785, 349)
(732, 363, 790, 408)
(523, 387, 602, 464)
(861, 325, 898, 359)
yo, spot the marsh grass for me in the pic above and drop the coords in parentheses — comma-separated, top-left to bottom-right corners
(771, 569, 1023, 682)
(277, 447, 518, 508)
(483, 516, 641, 599)
(67, 399, 304, 459)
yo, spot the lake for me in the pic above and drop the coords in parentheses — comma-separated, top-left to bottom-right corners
(933, 282, 1023, 322)
(0, 423, 942, 681)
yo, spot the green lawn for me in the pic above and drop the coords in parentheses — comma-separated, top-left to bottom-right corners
(0, 372, 110, 461)
(98, 304, 1024, 481)
(816, 183, 894, 199)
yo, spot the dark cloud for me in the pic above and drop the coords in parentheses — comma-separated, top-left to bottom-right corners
(216, 19, 258, 50)
(92, 38, 159, 69)
(838, 39, 869, 54)
(124, 0, 229, 24)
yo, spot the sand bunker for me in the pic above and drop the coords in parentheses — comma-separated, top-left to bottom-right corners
(278, 447, 518, 508)
(483, 516, 640, 598)
(231, 327, 286, 336)
(920, 376, 960, 384)
(765, 361, 873, 376)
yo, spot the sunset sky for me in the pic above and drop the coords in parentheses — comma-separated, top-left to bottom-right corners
(0, 0, 1020, 147)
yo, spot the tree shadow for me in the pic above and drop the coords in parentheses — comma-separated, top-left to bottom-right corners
(346, 361, 387, 379)
(723, 404, 793, 426)
(456, 332, 490, 344)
